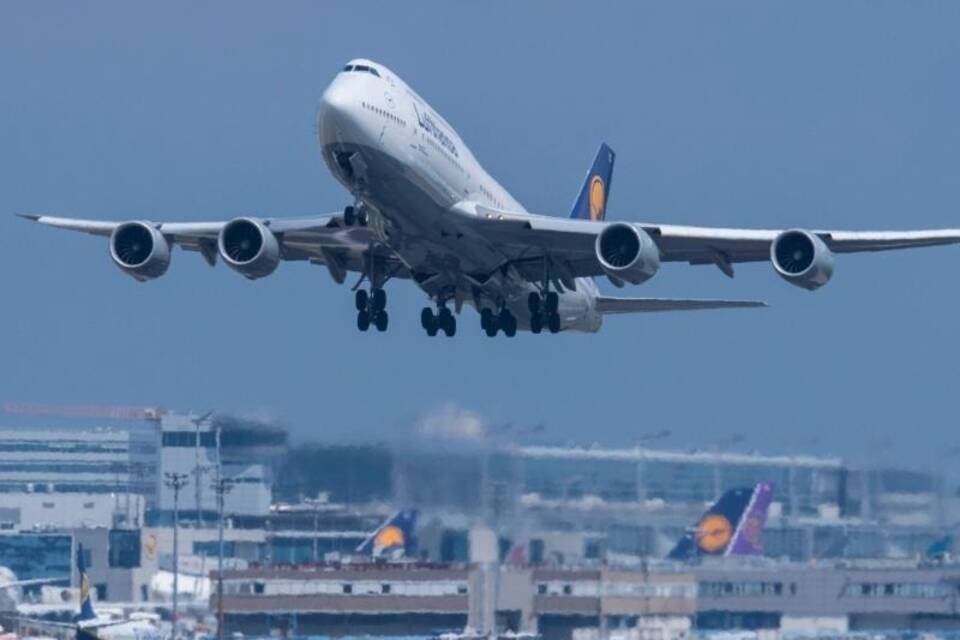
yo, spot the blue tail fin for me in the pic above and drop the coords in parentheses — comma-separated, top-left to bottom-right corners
(569, 143, 615, 221)
(667, 482, 774, 560)
(77, 544, 96, 621)
(356, 510, 418, 558)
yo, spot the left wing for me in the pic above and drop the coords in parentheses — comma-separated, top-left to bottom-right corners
(448, 203, 960, 283)
(596, 296, 767, 314)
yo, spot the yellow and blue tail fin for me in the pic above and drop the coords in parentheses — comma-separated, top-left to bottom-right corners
(569, 143, 615, 221)
(77, 544, 96, 621)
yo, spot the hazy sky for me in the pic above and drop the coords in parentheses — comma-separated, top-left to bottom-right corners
(2, 2, 958, 469)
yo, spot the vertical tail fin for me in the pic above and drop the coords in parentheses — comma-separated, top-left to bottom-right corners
(356, 510, 418, 558)
(77, 544, 96, 621)
(667, 482, 774, 560)
(569, 143, 615, 221)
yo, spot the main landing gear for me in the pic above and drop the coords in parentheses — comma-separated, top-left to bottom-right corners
(481, 307, 518, 338)
(343, 204, 368, 227)
(356, 287, 388, 332)
(528, 291, 561, 334)
(421, 305, 456, 337)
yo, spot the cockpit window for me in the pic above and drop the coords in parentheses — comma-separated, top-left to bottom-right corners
(342, 64, 381, 78)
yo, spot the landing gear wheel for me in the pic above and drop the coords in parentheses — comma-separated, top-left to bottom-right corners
(357, 310, 370, 331)
(499, 309, 517, 338)
(547, 312, 561, 334)
(357, 208, 368, 226)
(545, 291, 560, 314)
(437, 308, 456, 337)
(485, 322, 499, 337)
(374, 311, 388, 332)
(421, 307, 434, 330)
(344, 205, 356, 226)
(527, 292, 541, 315)
(371, 288, 387, 312)
(480, 308, 494, 332)
(530, 313, 543, 334)
(355, 289, 368, 311)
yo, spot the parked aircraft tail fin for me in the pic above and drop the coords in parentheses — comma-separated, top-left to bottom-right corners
(77, 544, 96, 621)
(570, 143, 615, 221)
(667, 482, 774, 560)
(356, 510, 418, 558)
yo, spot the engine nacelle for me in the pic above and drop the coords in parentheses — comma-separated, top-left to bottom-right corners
(595, 223, 661, 285)
(109, 222, 171, 281)
(218, 217, 280, 279)
(771, 229, 834, 290)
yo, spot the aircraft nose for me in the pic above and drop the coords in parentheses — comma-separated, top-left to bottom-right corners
(319, 79, 366, 144)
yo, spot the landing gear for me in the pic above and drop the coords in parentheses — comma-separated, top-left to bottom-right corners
(421, 305, 456, 337)
(481, 306, 517, 337)
(528, 291, 561, 334)
(356, 287, 388, 332)
(343, 205, 368, 227)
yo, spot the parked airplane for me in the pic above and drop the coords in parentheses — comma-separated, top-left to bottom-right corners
(20, 59, 960, 336)
(356, 509, 418, 559)
(667, 482, 774, 560)
(17, 546, 160, 640)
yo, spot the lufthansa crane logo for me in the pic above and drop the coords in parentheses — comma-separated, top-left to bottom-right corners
(374, 524, 405, 549)
(696, 513, 733, 553)
(588, 176, 606, 221)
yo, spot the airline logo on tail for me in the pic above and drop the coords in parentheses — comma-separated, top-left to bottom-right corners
(77, 544, 96, 622)
(668, 482, 774, 560)
(356, 510, 418, 558)
(570, 143, 615, 222)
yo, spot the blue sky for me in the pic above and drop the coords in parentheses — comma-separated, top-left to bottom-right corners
(1, 2, 958, 468)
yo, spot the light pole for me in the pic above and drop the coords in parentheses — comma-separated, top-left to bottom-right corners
(164, 471, 189, 640)
(213, 474, 234, 640)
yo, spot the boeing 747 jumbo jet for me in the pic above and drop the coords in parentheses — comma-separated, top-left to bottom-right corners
(20, 59, 960, 337)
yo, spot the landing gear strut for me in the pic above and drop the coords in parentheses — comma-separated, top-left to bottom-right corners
(343, 204, 368, 227)
(528, 291, 561, 334)
(356, 287, 388, 332)
(422, 305, 456, 337)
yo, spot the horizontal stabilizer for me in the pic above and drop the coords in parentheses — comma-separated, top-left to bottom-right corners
(596, 296, 767, 314)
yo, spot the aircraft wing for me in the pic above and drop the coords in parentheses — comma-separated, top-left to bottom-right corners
(596, 297, 767, 314)
(17, 213, 408, 283)
(453, 204, 960, 281)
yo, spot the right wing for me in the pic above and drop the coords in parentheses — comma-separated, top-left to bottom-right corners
(596, 296, 766, 314)
(18, 213, 408, 283)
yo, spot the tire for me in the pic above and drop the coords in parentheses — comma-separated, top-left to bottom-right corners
(355, 289, 368, 311)
(548, 312, 561, 334)
(530, 313, 543, 334)
(371, 288, 387, 312)
(426, 321, 439, 337)
(485, 323, 498, 337)
(357, 310, 370, 331)
(421, 307, 434, 330)
(375, 311, 388, 332)
(480, 308, 494, 331)
(545, 291, 560, 313)
(344, 205, 356, 226)
(504, 316, 517, 338)
(442, 314, 456, 337)
(527, 292, 541, 315)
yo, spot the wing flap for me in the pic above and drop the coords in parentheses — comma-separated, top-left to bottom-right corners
(596, 296, 767, 314)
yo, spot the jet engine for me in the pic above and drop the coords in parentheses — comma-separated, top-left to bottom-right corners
(218, 217, 280, 279)
(109, 222, 171, 281)
(770, 229, 834, 290)
(595, 223, 661, 285)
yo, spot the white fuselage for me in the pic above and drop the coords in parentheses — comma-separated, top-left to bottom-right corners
(317, 58, 602, 332)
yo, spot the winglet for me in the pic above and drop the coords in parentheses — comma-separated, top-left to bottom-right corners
(16, 213, 41, 222)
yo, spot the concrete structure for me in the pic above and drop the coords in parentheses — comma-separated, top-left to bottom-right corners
(0, 492, 145, 530)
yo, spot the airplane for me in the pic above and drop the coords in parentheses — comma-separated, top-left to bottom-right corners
(667, 482, 773, 560)
(356, 509, 418, 559)
(16, 545, 160, 640)
(19, 58, 960, 337)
